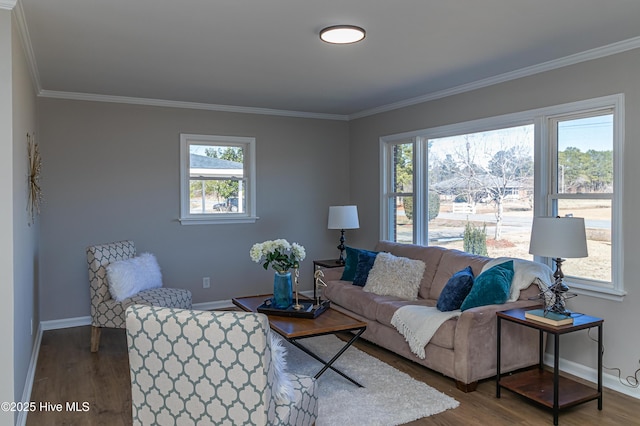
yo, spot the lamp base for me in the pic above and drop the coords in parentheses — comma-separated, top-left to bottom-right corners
(544, 257, 575, 317)
(336, 229, 346, 265)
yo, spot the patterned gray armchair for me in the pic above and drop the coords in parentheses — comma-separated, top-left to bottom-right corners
(126, 305, 319, 425)
(87, 240, 192, 352)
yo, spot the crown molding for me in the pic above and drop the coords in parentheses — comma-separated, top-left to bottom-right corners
(38, 90, 349, 121)
(13, 0, 41, 93)
(349, 36, 640, 120)
(0, 0, 17, 11)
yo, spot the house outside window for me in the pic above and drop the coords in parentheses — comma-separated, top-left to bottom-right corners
(380, 94, 624, 300)
(179, 134, 257, 225)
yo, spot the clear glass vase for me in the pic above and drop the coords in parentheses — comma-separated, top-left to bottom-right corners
(273, 271, 293, 309)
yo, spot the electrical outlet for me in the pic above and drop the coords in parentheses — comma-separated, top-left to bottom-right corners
(203, 277, 211, 289)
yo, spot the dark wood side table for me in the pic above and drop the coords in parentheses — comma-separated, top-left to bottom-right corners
(312, 259, 343, 299)
(496, 308, 603, 425)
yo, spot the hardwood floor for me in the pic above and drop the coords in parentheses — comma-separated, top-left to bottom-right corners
(27, 325, 639, 425)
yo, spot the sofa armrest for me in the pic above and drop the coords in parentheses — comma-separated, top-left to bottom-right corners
(452, 299, 543, 384)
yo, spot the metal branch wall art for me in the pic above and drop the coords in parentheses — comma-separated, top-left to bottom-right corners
(27, 133, 43, 226)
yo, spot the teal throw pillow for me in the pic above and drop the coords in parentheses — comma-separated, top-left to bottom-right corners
(460, 260, 514, 311)
(352, 251, 379, 287)
(436, 266, 474, 311)
(341, 246, 378, 281)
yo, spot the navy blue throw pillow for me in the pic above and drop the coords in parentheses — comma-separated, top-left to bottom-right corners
(340, 246, 378, 281)
(352, 251, 379, 287)
(436, 266, 475, 311)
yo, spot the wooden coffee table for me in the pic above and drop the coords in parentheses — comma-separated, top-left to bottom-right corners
(232, 294, 367, 387)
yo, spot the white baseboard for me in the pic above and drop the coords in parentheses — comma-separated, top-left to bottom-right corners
(41, 315, 91, 330)
(17, 323, 43, 426)
(192, 299, 234, 311)
(544, 353, 640, 399)
(38, 300, 237, 331)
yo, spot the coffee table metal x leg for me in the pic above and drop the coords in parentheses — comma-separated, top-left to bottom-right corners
(287, 327, 366, 388)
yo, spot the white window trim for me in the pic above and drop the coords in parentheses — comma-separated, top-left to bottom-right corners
(380, 93, 625, 301)
(380, 137, 418, 242)
(179, 133, 258, 225)
(538, 95, 625, 300)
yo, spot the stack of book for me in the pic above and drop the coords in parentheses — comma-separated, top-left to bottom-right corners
(525, 309, 574, 326)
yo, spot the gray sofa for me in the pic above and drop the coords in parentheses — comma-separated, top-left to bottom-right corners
(320, 240, 545, 391)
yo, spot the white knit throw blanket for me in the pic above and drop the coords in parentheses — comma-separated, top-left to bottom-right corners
(481, 257, 554, 302)
(391, 306, 461, 359)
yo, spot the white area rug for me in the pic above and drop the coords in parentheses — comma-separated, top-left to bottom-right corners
(284, 334, 459, 426)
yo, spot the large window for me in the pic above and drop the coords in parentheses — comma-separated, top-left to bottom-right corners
(179, 134, 257, 225)
(382, 125, 534, 255)
(381, 94, 624, 299)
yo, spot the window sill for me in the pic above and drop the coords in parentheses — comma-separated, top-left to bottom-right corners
(179, 216, 259, 225)
(569, 282, 626, 302)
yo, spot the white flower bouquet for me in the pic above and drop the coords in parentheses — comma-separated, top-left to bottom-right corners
(250, 239, 306, 273)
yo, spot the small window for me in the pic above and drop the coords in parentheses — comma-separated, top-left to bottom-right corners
(179, 134, 257, 225)
(548, 111, 616, 288)
(382, 140, 415, 244)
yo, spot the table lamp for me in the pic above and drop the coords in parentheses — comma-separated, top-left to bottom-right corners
(528, 216, 588, 316)
(327, 205, 360, 265)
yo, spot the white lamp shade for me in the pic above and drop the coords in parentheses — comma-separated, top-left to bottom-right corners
(328, 205, 360, 230)
(529, 216, 588, 259)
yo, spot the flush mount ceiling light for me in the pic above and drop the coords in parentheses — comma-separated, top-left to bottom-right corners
(319, 25, 366, 44)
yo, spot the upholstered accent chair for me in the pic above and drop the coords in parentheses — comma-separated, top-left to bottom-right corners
(87, 240, 192, 352)
(126, 305, 319, 426)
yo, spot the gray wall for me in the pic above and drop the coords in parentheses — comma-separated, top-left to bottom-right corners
(1, 8, 39, 424)
(349, 48, 640, 392)
(0, 9, 15, 420)
(12, 13, 39, 414)
(38, 99, 350, 321)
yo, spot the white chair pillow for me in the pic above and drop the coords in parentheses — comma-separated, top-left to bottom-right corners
(106, 252, 162, 301)
(269, 331, 295, 404)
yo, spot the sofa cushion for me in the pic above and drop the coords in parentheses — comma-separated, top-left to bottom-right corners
(375, 299, 435, 326)
(461, 260, 514, 311)
(341, 246, 378, 281)
(374, 300, 456, 349)
(436, 266, 475, 311)
(323, 280, 387, 321)
(363, 252, 426, 300)
(352, 250, 379, 287)
(429, 249, 491, 300)
(374, 241, 447, 299)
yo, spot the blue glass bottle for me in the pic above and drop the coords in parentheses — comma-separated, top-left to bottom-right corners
(273, 271, 293, 309)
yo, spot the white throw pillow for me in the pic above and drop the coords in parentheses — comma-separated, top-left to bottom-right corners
(363, 252, 426, 300)
(106, 252, 162, 301)
(269, 331, 295, 404)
